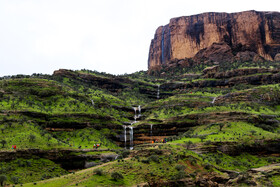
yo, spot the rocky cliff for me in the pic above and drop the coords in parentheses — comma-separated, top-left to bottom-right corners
(148, 10, 280, 70)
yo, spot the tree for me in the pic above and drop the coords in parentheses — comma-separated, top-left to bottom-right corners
(217, 123, 225, 131)
(0, 140, 7, 148)
(0, 175, 7, 186)
(199, 135, 207, 142)
(250, 130, 257, 136)
(185, 141, 193, 149)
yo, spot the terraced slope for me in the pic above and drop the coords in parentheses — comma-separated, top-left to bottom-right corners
(1, 62, 280, 186)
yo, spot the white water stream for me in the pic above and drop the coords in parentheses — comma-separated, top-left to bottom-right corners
(123, 105, 142, 149)
(157, 85, 160, 99)
(211, 97, 217, 104)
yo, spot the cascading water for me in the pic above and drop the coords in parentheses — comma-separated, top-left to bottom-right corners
(90, 99, 94, 107)
(211, 97, 217, 104)
(123, 125, 127, 148)
(150, 124, 153, 136)
(129, 125, 133, 150)
(122, 107, 139, 149)
(138, 105, 141, 117)
(157, 85, 160, 99)
(133, 107, 138, 121)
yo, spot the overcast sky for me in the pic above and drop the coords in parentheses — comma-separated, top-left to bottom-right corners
(0, 0, 279, 76)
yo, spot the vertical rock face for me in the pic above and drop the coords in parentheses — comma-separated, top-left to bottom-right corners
(148, 10, 280, 70)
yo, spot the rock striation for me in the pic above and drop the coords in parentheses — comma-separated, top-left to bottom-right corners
(148, 10, 280, 70)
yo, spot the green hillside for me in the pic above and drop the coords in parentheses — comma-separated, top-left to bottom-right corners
(1, 61, 280, 186)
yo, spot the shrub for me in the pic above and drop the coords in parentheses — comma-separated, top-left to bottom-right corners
(148, 155, 159, 163)
(94, 169, 103, 176)
(111, 171, 123, 181)
(188, 157, 197, 165)
(121, 150, 130, 158)
(0, 175, 7, 186)
(204, 163, 212, 170)
(175, 164, 186, 171)
(29, 134, 36, 142)
(172, 171, 186, 180)
(141, 159, 150, 164)
(11, 176, 19, 184)
(185, 140, 193, 149)
(0, 140, 7, 148)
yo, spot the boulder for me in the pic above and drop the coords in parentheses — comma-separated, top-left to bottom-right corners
(274, 53, 280, 61)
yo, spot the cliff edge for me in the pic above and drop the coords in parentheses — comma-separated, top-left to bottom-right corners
(148, 10, 280, 70)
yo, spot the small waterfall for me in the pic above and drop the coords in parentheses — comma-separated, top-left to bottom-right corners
(157, 85, 160, 99)
(150, 124, 153, 136)
(211, 97, 217, 104)
(129, 125, 133, 150)
(123, 125, 127, 148)
(90, 99, 94, 107)
(133, 107, 138, 121)
(138, 105, 141, 115)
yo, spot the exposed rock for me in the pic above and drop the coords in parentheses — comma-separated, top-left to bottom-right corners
(235, 51, 257, 62)
(193, 42, 234, 63)
(203, 68, 279, 79)
(253, 54, 265, 62)
(148, 10, 280, 70)
(274, 53, 280, 61)
(202, 65, 220, 76)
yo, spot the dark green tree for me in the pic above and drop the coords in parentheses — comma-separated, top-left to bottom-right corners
(0, 175, 7, 186)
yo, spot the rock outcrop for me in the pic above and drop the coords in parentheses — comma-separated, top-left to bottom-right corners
(148, 10, 280, 70)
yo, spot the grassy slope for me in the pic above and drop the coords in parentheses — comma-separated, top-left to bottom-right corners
(1, 62, 280, 186)
(19, 144, 280, 187)
(0, 158, 68, 185)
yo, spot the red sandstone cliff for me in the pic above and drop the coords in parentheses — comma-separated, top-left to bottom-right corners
(148, 10, 280, 70)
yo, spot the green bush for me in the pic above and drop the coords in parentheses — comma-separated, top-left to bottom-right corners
(11, 176, 19, 184)
(111, 171, 123, 181)
(148, 155, 159, 163)
(0, 175, 7, 186)
(141, 159, 150, 164)
(172, 171, 186, 180)
(29, 134, 36, 142)
(175, 164, 186, 171)
(94, 169, 103, 176)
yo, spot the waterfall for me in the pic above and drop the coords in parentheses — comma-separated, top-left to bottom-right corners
(123, 126, 127, 148)
(150, 124, 153, 136)
(161, 26, 165, 64)
(90, 99, 94, 107)
(211, 97, 217, 104)
(138, 105, 141, 116)
(133, 107, 138, 121)
(129, 125, 133, 150)
(157, 85, 160, 99)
